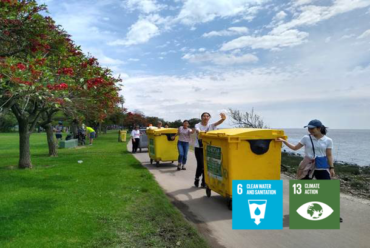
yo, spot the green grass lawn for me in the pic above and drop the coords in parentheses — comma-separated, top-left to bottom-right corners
(0, 131, 208, 248)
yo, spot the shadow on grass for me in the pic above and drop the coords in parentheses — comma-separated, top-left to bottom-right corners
(0, 198, 57, 242)
(31, 153, 53, 158)
(0, 174, 73, 191)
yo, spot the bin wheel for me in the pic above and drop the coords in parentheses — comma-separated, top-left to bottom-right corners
(228, 199, 232, 211)
(150, 159, 153, 164)
(171, 161, 174, 164)
(156, 161, 160, 167)
(206, 187, 211, 198)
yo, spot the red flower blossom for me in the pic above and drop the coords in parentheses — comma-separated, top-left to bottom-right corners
(16, 63, 27, 71)
(47, 83, 68, 90)
(22, 81, 33, 86)
(57, 68, 74, 76)
(87, 77, 105, 89)
(88, 57, 98, 66)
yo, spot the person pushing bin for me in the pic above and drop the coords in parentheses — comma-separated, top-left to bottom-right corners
(199, 128, 287, 210)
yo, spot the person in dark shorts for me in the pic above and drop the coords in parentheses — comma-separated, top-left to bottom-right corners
(86, 126, 96, 145)
(54, 121, 63, 141)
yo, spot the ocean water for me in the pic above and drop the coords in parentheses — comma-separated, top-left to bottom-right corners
(282, 129, 370, 166)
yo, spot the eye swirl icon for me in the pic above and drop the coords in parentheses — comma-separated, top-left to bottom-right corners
(296, 201, 334, 221)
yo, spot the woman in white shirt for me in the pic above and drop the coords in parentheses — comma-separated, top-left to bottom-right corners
(277, 119, 343, 223)
(277, 119, 334, 180)
(131, 125, 141, 153)
(194, 112, 226, 188)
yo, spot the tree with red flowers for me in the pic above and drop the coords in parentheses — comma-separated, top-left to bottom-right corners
(0, 0, 122, 168)
(123, 111, 147, 129)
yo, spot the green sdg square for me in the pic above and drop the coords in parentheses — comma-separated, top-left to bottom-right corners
(289, 180, 340, 229)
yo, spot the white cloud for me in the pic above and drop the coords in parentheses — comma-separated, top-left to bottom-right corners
(272, 0, 370, 35)
(203, 27, 249, 37)
(128, 58, 140, 62)
(198, 48, 206, 52)
(340, 34, 356, 40)
(347, 65, 370, 76)
(176, 0, 268, 25)
(357, 29, 370, 39)
(122, 64, 370, 128)
(182, 52, 259, 65)
(83, 48, 126, 67)
(50, 3, 108, 43)
(291, 0, 316, 7)
(109, 19, 159, 46)
(325, 36, 331, 43)
(275, 10, 287, 20)
(122, 0, 164, 14)
(99, 56, 126, 66)
(156, 41, 170, 48)
(221, 29, 309, 51)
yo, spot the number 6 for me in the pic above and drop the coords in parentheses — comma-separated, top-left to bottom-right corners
(237, 184, 243, 194)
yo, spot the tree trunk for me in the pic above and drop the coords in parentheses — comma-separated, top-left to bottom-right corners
(45, 123, 57, 157)
(18, 118, 32, 169)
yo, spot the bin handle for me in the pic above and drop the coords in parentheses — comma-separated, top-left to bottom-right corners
(165, 133, 176, 141)
(247, 139, 272, 155)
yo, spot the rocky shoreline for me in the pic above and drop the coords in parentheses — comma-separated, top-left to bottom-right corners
(281, 152, 370, 200)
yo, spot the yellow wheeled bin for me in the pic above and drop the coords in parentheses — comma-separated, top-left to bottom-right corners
(199, 128, 287, 209)
(146, 128, 179, 166)
(118, 130, 127, 142)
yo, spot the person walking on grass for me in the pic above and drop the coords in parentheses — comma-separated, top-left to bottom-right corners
(54, 121, 63, 141)
(194, 112, 226, 188)
(172, 120, 195, 171)
(131, 125, 141, 153)
(86, 126, 96, 145)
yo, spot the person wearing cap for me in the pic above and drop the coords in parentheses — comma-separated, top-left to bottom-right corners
(277, 119, 334, 180)
(194, 112, 226, 188)
(277, 120, 343, 223)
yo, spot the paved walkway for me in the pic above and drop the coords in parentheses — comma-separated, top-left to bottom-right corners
(128, 142, 370, 248)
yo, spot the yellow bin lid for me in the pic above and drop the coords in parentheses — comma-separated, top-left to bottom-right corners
(146, 128, 178, 135)
(199, 128, 286, 141)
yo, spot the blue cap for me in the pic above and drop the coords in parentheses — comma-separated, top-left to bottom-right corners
(304, 119, 322, 128)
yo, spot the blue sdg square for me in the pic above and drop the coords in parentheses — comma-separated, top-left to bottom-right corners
(232, 180, 283, 230)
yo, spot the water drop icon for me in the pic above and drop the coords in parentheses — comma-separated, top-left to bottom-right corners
(254, 207, 261, 216)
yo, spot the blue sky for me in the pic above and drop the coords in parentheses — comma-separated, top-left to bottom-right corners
(38, 0, 370, 129)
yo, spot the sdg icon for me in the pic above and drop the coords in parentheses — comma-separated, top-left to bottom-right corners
(248, 200, 267, 225)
